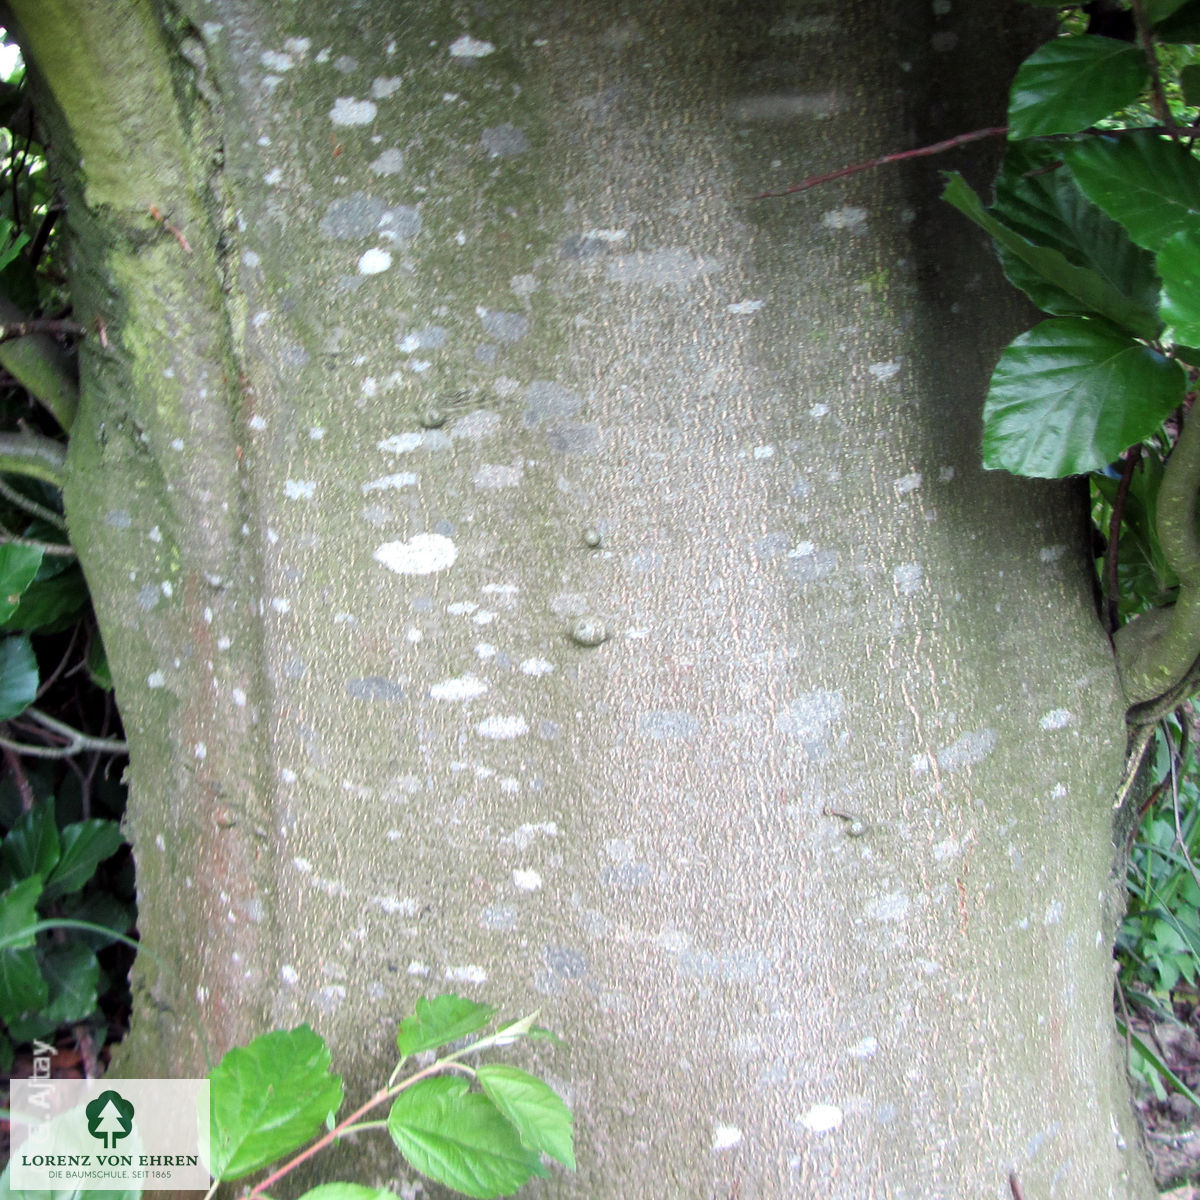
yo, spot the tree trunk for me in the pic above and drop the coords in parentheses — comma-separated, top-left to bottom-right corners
(9, 0, 1156, 1195)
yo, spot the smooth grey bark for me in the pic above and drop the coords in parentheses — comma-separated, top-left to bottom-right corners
(11, 0, 1155, 1195)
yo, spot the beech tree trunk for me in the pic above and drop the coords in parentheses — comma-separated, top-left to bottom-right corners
(8, 0, 1157, 1195)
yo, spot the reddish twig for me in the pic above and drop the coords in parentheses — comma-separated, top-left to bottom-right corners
(147, 204, 192, 253)
(752, 126, 1009, 199)
(1009, 1172, 1026, 1200)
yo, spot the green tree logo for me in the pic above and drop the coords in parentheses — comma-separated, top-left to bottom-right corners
(85, 1090, 135, 1149)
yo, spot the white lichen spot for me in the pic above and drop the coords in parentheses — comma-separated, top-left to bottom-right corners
(448, 601, 478, 616)
(932, 836, 961, 862)
(476, 642, 497, 660)
(472, 610, 496, 626)
(848, 1036, 878, 1059)
(810, 403, 830, 417)
(1039, 545, 1066, 563)
(893, 563, 924, 595)
(271, 597, 291, 614)
(284, 479, 316, 500)
(800, 1104, 843, 1133)
(358, 247, 393, 275)
(407, 960, 430, 976)
(374, 533, 457, 575)
(937, 727, 998, 770)
(309, 426, 325, 440)
(248, 414, 268, 431)
(147, 670, 166, 689)
(727, 299, 764, 314)
(868, 360, 901, 382)
(329, 97, 377, 126)
(712, 1125, 742, 1151)
(753, 444, 775, 459)
(362, 472, 418, 493)
(894, 472, 923, 495)
(280, 965, 299, 985)
(430, 674, 488, 702)
(939, 465, 956, 482)
(292, 857, 314, 873)
(821, 207, 867, 231)
(513, 868, 542, 891)
(1040, 708, 1074, 731)
(473, 463, 523, 488)
(194, 742, 207, 761)
(261, 49, 295, 71)
(864, 891, 910, 922)
(1044, 900, 1063, 926)
(378, 432, 426, 454)
(155, 834, 166, 851)
(370, 148, 405, 175)
(161, 581, 173, 598)
(148, 525, 162, 543)
(280, 767, 298, 784)
(776, 691, 844, 741)
(475, 715, 529, 740)
(449, 34, 495, 57)
(520, 657, 554, 677)
(445, 964, 488, 984)
(371, 895, 418, 915)
(232, 688, 247, 707)
(372, 76, 403, 98)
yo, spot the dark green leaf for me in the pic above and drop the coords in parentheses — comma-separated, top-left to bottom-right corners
(942, 172, 1160, 337)
(388, 1076, 547, 1199)
(208, 1024, 344, 1180)
(43, 820, 123, 900)
(0, 633, 37, 720)
(1181, 63, 1200, 107)
(1158, 229, 1200, 344)
(1146, 0, 1194, 21)
(86, 633, 112, 690)
(0, 543, 43, 622)
(0, 562, 87, 633)
(1065, 132, 1200, 251)
(37, 941, 99, 1025)
(397, 994, 497, 1057)
(2, 798, 60, 883)
(58, 890, 135, 949)
(476, 1064, 575, 1170)
(1151, 0, 1200, 40)
(982, 317, 1185, 477)
(989, 143, 1160, 333)
(295, 1186, 403, 1200)
(1008, 35, 1148, 137)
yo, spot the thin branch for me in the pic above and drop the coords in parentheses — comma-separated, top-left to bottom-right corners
(752, 126, 1009, 199)
(0, 527, 74, 555)
(1130, 0, 1173, 128)
(0, 317, 84, 344)
(0, 476, 66, 528)
(1, 707, 128, 757)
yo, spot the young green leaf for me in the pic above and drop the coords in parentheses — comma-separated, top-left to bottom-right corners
(942, 172, 1160, 337)
(1158, 229, 1200, 345)
(989, 143, 1160, 333)
(982, 317, 1185, 477)
(476, 1064, 575, 1170)
(0, 876, 47, 1018)
(1007, 35, 1149, 138)
(397, 993, 497, 1057)
(295, 1186, 403, 1200)
(0, 633, 38, 720)
(2, 798, 60, 883)
(1065, 132, 1200, 252)
(208, 1025, 344, 1181)
(43, 819, 123, 900)
(388, 1076, 547, 1199)
(0, 543, 44, 622)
